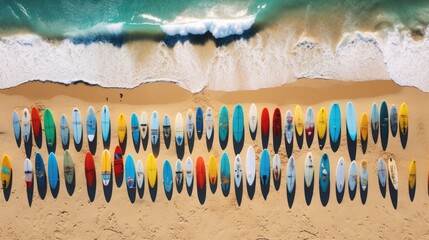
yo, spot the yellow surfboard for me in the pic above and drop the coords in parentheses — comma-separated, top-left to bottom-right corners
(101, 149, 112, 186)
(399, 103, 408, 135)
(208, 155, 217, 185)
(147, 153, 157, 188)
(294, 105, 304, 137)
(317, 107, 327, 140)
(360, 112, 369, 141)
(117, 113, 127, 144)
(409, 159, 416, 190)
(1, 154, 11, 189)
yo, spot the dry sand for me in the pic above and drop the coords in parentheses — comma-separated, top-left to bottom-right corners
(0, 79, 427, 239)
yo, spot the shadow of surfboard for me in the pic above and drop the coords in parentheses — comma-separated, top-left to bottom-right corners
(3, 170, 13, 202)
(24, 131, 33, 159)
(176, 174, 183, 194)
(188, 127, 195, 154)
(336, 183, 345, 204)
(35, 128, 43, 149)
(164, 129, 171, 150)
(206, 129, 214, 152)
(137, 178, 145, 199)
(319, 183, 330, 207)
(287, 182, 296, 209)
(61, 130, 70, 152)
(249, 127, 257, 141)
(318, 134, 326, 150)
(26, 173, 34, 207)
(306, 132, 314, 149)
(400, 131, 408, 149)
(102, 170, 113, 203)
(330, 132, 340, 153)
(388, 178, 398, 209)
(246, 180, 255, 200)
(260, 175, 270, 200)
(142, 134, 148, 151)
(86, 177, 96, 203)
(261, 132, 269, 150)
(164, 181, 173, 201)
(285, 136, 293, 158)
(273, 131, 282, 154)
(197, 181, 207, 205)
(409, 183, 416, 202)
(126, 181, 136, 204)
(209, 177, 217, 194)
(273, 173, 281, 192)
(119, 132, 127, 154)
(15, 132, 21, 148)
(50, 169, 60, 199)
(132, 133, 141, 153)
(88, 128, 97, 155)
(102, 123, 111, 150)
(346, 127, 357, 161)
(304, 176, 314, 206)
(36, 170, 47, 200)
(361, 138, 368, 154)
(233, 130, 244, 155)
(219, 131, 228, 151)
(65, 169, 76, 196)
(234, 181, 243, 206)
(378, 180, 386, 198)
(296, 131, 304, 150)
(186, 178, 193, 197)
(74, 128, 83, 152)
(360, 182, 368, 205)
(149, 175, 158, 202)
(175, 139, 185, 161)
(151, 133, 160, 158)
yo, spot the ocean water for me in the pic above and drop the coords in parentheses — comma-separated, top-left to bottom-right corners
(0, 0, 429, 92)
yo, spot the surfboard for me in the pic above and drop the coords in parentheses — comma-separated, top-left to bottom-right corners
(377, 158, 387, 188)
(380, 100, 389, 151)
(246, 146, 256, 187)
(388, 157, 399, 190)
(305, 107, 315, 148)
(409, 159, 416, 190)
(317, 107, 327, 149)
(390, 105, 398, 137)
(219, 106, 229, 144)
(48, 152, 59, 190)
(399, 103, 408, 149)
(31, 107, 42, 142)
(186, 109, 194, 140)
(117, 113, 127, 145)
(205, 107, 214, 141)
(175, 113, 184, 147)
(150, 111, 160, 145)
(131, 113, 140, 148)
(294, 105, 304, 139)
(12, 110, 20, 144)
(85, 152, 96, 188)
(329, 103, 341, 152)
(175, 159, 183, 186)
(136, 160, 144, 189)
(371, 102, 379, 144)
(287, 156, 296, 193)
(101, 149, 111, 187)
(260, 149, 270, 187)
(249, 103, 258, 138)
(220, 152, 230, 193)
(196, 156, 206, 190)
(348, 160, 358, 192)
(185, 156, 193, 188)
(272, 108, 282, 152)
(360, 159, 368, 191)
(86, 106, 97, 143)
(22, 108, 31, 143)
(261, 107, 270, 148)
(272, 154, 281, 182)
(234, 154, 242, 188)
(60, 114, 70, 149)
(72, 107, 83, 146)
(114, 145, 124, 180)
(35, 152, 46, 190)
(304, 152, 314, 188)
(101, 105, 110, 143)
(208, 155, 217, 186)
(360, 112, 368, 154)
(24, 158, 33, 188)
(125, 154, 136, 189)
(336, 157, 346, 194)
(44, 108, 56, 150)
(285, 110, 294, 154)
(63, 150, 74, 185)
(1, 154, 12, 189)
(163, 160, 173, 193)
(346, 102, 357, 142)
(319, 153, 330, 193)
(232, 104, 244, 144)
(140, 111, 148, 142)
(146, 153, 157, 188)
(163, 114, 171, 148)
(196, 106, 204, 140)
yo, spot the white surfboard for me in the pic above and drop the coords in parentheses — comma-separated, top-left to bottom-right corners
(246, 146, 256, 186)
(136, 160, 144, 189)
(285, 110, 293, 144)
(336, 157, 346, 193)
(348, 160, 358, 192)
(185, 156, 193, 187)
(24, 158, 33, 186)
(272, 154, 281, 181)
(140, 111, 148, 140)
(388, 157, 399, 190)
(249, 103, 257, 134)
(186, 109, 194, 139)
(287, 156, 296, 193)
(360, 160, 368, 191)
(22, 108, 31, 143)
(234, 154, 242, 188)
(205, 107, 213, 140)
(377, 158, 387, 188)
(150, 111, 159, 145)
(304, 152, 314, 188)
(175, 159, 183, 186)
(175, 113, 184, 147)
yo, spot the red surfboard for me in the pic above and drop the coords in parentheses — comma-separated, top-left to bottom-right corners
(114, 145, 124, 179)
(261, 108, 270, 136)
(85, 152, 96, 187)
(31, 107, 41, 138)
(273, 108, 282, 137)
(196, 156, 206, 190)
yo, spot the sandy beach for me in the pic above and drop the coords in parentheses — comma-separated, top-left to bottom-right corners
(0, 78, 427, 239)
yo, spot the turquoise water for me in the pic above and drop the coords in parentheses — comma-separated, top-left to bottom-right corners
(1, 0, 428, 40)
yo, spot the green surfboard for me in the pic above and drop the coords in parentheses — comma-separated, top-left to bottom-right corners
(44, 108, 56, 151)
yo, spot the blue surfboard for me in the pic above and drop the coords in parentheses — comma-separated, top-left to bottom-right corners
(319, 153, 330, 193)
(59, 114, 70, 149)
(346, 102, 357, 141)
(260, 149, 270, 186)
(219, 105, 229, 148)
(72, 107, 83, 146)
(371, 102, 379, 144)
(380, 101, 389, 151)
(163, 114, 171, 149)
(232, 104, 244, 144)
(390, 105, 398, 137)
(163, 160, 173, 193)
(86, 106, 97, 143)
(12, 110, 21, 146)
(131, 113, 140, 148)
(48, 152, 59, 190)
(329, 103, 341, 152)
(220, 152, 230, 195)
(101, 105, 110, 143)
(150, 111, 159, 145)
(35, 152, 46, 190)
(125, 154, 136, 189)
(196, 106, 204, 140)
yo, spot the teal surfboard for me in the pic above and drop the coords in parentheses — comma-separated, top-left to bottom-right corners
(329, 103, 341, 152)
(163, 160, 173, 193)
(150, 111, 159, 145)
(48, 152, 59, 190)
(380, 101, 389, 151)
(125, 154, 136, 189)
(233, 104, 244, 144)
(220, 152, 230, 195)
(72, 107, 83, 145)
(12, 110, 21, 145)
(196, 106, 204, 140)
(346, 102, 357, 141)
(260, 149, 270, 187)
(219, 105, 229, 149)
(131, 113, 140, 148)
(44, 108, 56, 151)
(101, 105, 110, 143)
(371, 102, 379, 144)
(319, 153, 330, 193)
(59, 114, 70, 149)
(86, 106, 97, 143)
